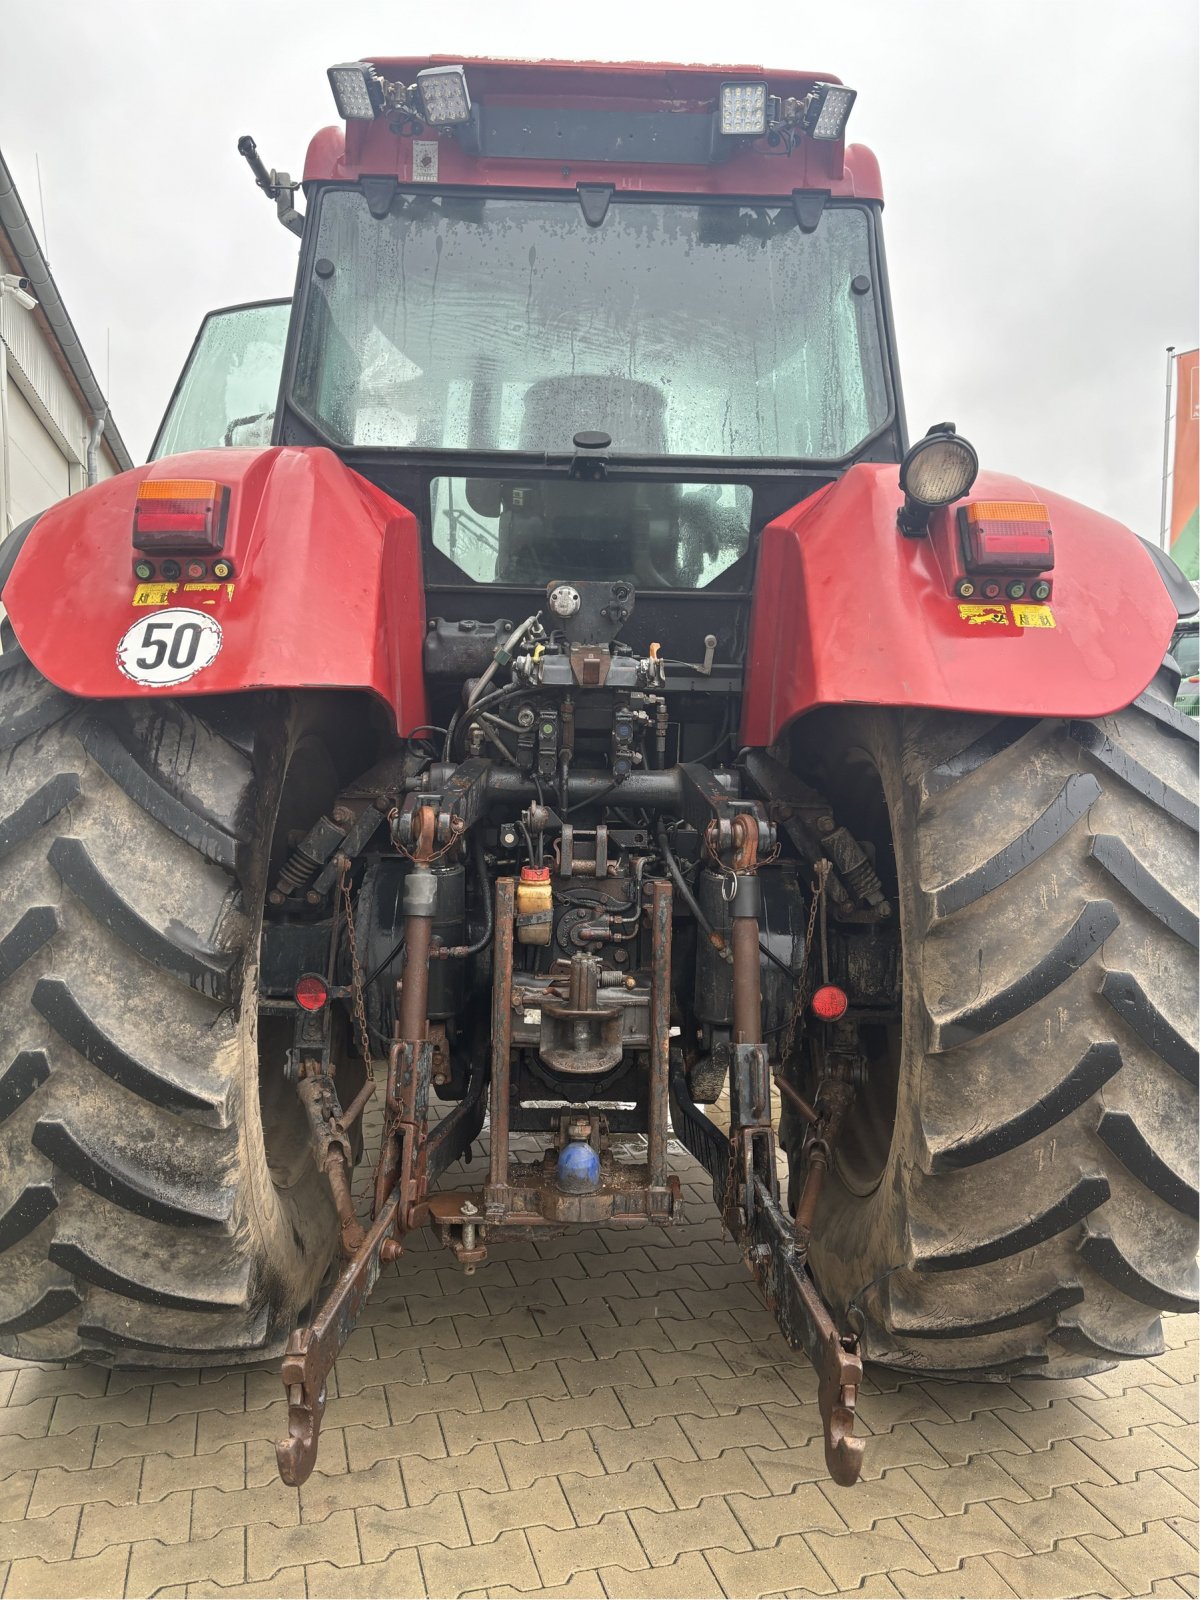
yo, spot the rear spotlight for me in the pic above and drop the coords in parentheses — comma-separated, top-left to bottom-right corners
(294, 973, 330, 1012)
(719, 81, 769, 137)
(328, 62, 385, 121)
(898, 423, 979, 535)
(416, 65, 472, 126)
(811, 984, 849, 1021)
(803, 82, 857, 141)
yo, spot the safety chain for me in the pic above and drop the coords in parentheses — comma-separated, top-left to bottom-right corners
(339, 864, 375, 1081)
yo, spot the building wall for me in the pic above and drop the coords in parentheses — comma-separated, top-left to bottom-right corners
(0, 276, 119, 540)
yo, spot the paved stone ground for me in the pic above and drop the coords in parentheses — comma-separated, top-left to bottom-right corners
(1, 1117, 1196, 1600)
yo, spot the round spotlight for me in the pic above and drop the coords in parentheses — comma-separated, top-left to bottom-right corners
(900, 427, 979, 510)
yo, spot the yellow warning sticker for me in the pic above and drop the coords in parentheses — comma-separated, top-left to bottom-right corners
(133, 581, 234, 607)
(1012, 603, 1056, 629)
(132, 582, 177, 607)
(958, 603, 1009, 626)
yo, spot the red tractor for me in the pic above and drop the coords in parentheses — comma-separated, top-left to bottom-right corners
(1, 58, 1195, 1489)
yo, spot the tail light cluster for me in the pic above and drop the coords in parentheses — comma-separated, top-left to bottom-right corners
(953, 501, 1054, 602)
(131, 480, 236, 583)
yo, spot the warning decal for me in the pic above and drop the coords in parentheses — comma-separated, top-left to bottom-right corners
(1012, 603, 1056, 628)
(958, 603, 1009, 626)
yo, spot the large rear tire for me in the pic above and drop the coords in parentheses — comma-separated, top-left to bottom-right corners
(0, 646, 366, 1365)
(785, 663, 1198, 1376)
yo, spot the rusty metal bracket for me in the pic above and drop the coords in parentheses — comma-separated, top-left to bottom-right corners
(275, 1190, 402, 1486)
(669, 1063, 865, 1487)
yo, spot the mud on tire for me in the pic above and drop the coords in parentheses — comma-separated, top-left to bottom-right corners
(0, 644, 362, 1365)
(787, 663, 1199, 1377)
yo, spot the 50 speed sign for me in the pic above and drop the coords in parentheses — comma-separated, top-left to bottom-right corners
(116, 609, 223, 687)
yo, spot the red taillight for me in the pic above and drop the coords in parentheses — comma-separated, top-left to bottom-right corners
(811, 984, 849, 1021)
(295, 973, 329, 1012)
(133, 479, 229, 553)
(960, 501, 1054, 574)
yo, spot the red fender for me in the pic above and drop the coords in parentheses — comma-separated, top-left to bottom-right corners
(2, 448, 428, 735)
(741, 464, 1177, 747)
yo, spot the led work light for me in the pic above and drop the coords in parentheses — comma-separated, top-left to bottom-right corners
(803, 83, 857, 141)
(416, 65, 472, 126)
(327, 62, 385, 121)
(897, 424, 979, 535)
(719, 82, 769, 137)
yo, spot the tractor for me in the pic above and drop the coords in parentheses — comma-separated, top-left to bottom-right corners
(1, 58, 1195, 1489)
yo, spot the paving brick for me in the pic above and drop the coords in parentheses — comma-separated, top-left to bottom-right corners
(127, 1527, 246, 1593)
(615, 1378, 717, 1427)
(424, 1342, 515, 1383)
(385, 1374, 483, 1425)
(1148, 1344, 1199, 1386)
(356, 1492, 471, 1559)
(1152, 1422, 1199, 1464)
(559, 1461, 674, 1526)
(403, 1441, 508, 1504)
(697, 1370, 802, 1414)
(608, 1292, 691, 1327)
(246, 1506, 360, 1578)
(191, 1480, 300, 1541)
(0, 1398, 53, 1439)
(706, 1533, 836, 1597)
(891, 1556, 1019, 1598)
(77, 1488, 194, 1557)
(466, 1577, 607, 1600)
(807, 1517, 939, 1590)
(9, 1365, 108, 1405)
(148, 1373, 245, 1424)
(628, 1498, 751, 1564)
(194, 1405, 288, 1456)
(1152, 1381, 1198, 1426)
(725, 1484, 846, 1545)
(298, 1456, 407, 1523)
(0, 1469, 33, 1522)
(374, 1319, 460, 1360)
(638, 1346, 735, 1385)
(421, 1527, 541, 1597)
(907, 1455, 1030, 1516)
(442, 1399, 541, 1454)
(1081, 1521, 1199, 1594)
(343, 1411, 445, 1472)
(529, 1512, 649, 1586)
(656, 1448, 770, 1509)
(475, 1365, 569, 1411)
(591, 1417, 699, 1473)
(1074, 1426, 1196, 1482)
(818, 1466, 944, 1534)
(855, 1387, 955, 1432)
(556, 1352, 654, 1396)
(598, 1551, 718, 1597)
(140, 1441, 245, 1501)
(504, 1330, 595, 1371)
(187, 1567, 308, 1597)
(304, 1548, 425, 1599)
(326, 1349, 426, 1395)
(0, 1503, 80, 1562)
(3, 1544, 131, 1598)
(986, 1536, 1131, 1599)
(530, 1388, 630, 1440)
(900, 1500, 1032, 1565)
(498, 1430, 605, 1490)
(1075, 1473, 1199, 1537)
(1074, 1387, 1184, 1438)
(460, 1478, 574, 1543)
(406, 1288, 491, 1325)
(678, 1404, 787, 1458)
(756, 1400, 825, 1448)
(910, 1409, 1032, 1466)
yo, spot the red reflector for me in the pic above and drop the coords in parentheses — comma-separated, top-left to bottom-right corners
(959, 502, 1053, 574)
(295, 974, 329, 1012)
(133, 480, 229, 553)
(811, 984, 848, 1021)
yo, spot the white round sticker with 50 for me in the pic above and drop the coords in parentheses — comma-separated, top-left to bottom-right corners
(116, 608, 223, 687)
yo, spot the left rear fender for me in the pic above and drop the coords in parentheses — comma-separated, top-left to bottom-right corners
(1, 447, 428, 734)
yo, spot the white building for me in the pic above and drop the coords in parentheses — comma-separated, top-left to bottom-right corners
(0, 148, 132, 538)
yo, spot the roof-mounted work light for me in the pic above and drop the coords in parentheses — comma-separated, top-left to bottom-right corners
(416, 65, 472, 126)
(803, 82, 857, 141)
(327, 62, 385, 121)
(719, 82, 769, 137)
(897, 423, 979, 535)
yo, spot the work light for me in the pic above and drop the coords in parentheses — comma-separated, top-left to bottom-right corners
(804, 83, 857, 141)
(897, 425, 979, 534)
(416, 65, 473, 126)
(719, 82, 769, 137)
(327, 63, 384, 121)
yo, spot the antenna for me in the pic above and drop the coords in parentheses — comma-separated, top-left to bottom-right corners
(34, 154, 49, 261)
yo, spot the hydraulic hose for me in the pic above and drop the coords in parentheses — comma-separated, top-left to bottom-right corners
(655, 816, 729, 961)
(466, 614, 539, 709)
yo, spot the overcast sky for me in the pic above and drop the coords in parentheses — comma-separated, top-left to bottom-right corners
(2, 0, 1196, 536)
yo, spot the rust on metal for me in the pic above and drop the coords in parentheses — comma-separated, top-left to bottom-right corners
(647, 879, 673, 1191)
(487, 877, 517, 1197)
